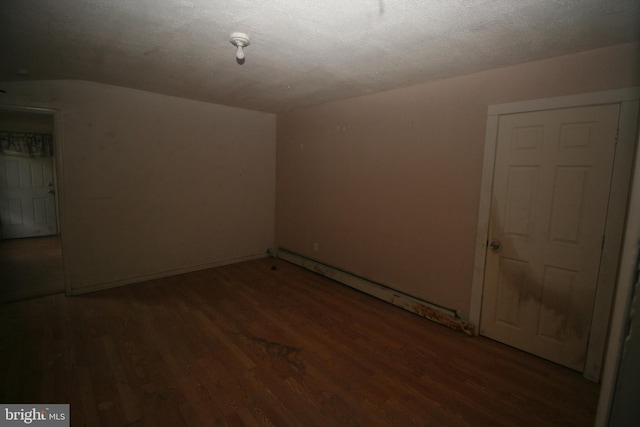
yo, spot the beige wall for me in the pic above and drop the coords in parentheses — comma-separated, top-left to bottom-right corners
(276, 42, 640, 319)
(0, 80, 276, 292)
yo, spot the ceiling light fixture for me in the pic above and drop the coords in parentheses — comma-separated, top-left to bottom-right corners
(229, 32, 250, 61)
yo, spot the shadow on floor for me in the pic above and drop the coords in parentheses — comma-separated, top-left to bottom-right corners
(0, 235, 63, 303)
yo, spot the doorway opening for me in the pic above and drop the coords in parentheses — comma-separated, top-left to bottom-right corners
(0, 108, 63, 303)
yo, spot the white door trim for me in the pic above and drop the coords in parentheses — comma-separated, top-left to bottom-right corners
(486, 87, 640, 115)
(470, 87, 640, 382)
(595, 126, 640, 425)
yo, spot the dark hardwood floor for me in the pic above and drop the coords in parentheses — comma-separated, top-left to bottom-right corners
(0, 257, 599, 426)
(0, 235, 64, 303)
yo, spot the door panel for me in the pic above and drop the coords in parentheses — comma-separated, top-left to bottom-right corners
(480, 104, 620, 371)
(0, 154, 58, 239)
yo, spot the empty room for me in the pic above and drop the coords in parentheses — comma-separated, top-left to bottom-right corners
(1, 1, 640, 426)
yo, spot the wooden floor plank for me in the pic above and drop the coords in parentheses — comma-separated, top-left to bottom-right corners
(0, 236, 64, 303)
(0, 257, 599, 426)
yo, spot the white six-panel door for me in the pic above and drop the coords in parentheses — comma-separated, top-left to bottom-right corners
(0, 154, 58, 239)
(480, 104, 620, 371)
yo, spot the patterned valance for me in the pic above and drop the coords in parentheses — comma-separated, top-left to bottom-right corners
(0, 131, 54, 157)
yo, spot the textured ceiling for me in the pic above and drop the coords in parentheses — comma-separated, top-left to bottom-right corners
(1, 0, 639, 113)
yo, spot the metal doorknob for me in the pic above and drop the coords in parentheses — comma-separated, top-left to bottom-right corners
(489, 240, 501, 250)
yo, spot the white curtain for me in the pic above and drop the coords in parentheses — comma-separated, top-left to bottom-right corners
(0, 131, 54, 157)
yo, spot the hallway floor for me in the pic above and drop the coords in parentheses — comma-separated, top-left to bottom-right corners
(0, 235, 63, 303)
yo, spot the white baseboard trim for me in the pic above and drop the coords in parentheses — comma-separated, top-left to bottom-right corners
(270, 248, 473, 335)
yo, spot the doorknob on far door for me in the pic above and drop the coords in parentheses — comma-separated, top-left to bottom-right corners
(489, 240, 501, 250)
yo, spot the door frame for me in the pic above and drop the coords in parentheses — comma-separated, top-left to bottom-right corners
(469, 87, 640, 382)
(0, 103, 68, 294)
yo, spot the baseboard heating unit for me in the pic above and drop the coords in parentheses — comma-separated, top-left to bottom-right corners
(269, 248, 473, 335)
